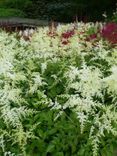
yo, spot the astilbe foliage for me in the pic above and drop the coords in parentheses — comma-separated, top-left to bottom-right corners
(0, 22, 117, 156)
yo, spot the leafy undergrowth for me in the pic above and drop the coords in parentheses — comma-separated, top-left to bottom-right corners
(0, 22, 117, 156)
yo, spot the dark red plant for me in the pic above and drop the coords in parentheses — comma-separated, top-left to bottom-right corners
(86, 33, 97, 41)
(61, 30, 75, 39)
(62, 40, 70, 45)
(61, 29, 75, 45)
(101, 23, 117, 44)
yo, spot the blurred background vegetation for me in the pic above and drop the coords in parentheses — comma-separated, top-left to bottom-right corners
(0, 0, 116, 22)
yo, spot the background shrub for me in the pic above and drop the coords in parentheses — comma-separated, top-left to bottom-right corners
(0, 0, 116, 21)
(0, 8, 25, 17)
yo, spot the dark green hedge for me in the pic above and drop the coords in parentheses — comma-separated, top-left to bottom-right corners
(0, 8, 25, 17)
(0, 0, 116, 21)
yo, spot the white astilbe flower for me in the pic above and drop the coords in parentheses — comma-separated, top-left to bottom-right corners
(51, 100, 62, 110)
(29, 72, 46, 94)
(1, 104, 33, 127)
(0, 135, 5, 153)
(66, 66, 103, 98)
(104, 66, 117, 95)
(48, 100, 63, 121)
(77, 112, 88, 133)
(91, 135, 100, 156)
(77, 66, 103, 98)
(94, 40, 110, 59)
(63, 95, 99, 113)
(0, 86, 21, 104)
(0, 59, 13, 75)
(32, 73, 43, 86)
(41, 62, 47, 74)
(5, 71, 26, 82)
(0, 83, 33, 128)
(4, 151, 17, 156)
(1, 105, 21, 127)
(88, 105, 117, 156)
(65, 66, 79, 82)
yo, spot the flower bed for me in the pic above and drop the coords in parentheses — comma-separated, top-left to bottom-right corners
(0, 22, 117, 156)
